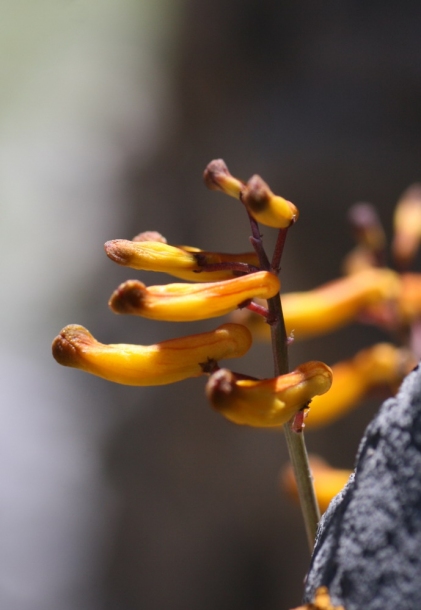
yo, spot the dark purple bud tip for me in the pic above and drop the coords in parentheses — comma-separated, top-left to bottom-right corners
(347, 203, 380, 232)
(243, 175, 271, 212)
(109, 280, 146, 314)
(203, 159, 231, 191)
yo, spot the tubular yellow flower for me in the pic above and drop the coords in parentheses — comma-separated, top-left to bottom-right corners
(282, 268, 400, 340)
(206, 361, 332, 427)
(104, 239, 259, 282)
(109, 271, 280, 322)
(283, 456, 352, 515)
(52, 323, 252, 386)
(242, 174, 299, 229)
(305, 343, 415, 429)
(203, 159, 244, 199)
(392, 183, 421, 269)
(231, 268, 400, 341)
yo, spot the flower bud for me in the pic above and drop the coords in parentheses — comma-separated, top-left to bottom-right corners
(347, 202, 386, 254)
(203, 159, 244, 199)
(392, 183, 421, 269)
(109, 271, 280, 322)
(305, 343, 415, 429)
(52, 323, 252, 386)
(104, 239, 259, 282)
(206, 361, 332, 427)
(242, 175, 299, 229)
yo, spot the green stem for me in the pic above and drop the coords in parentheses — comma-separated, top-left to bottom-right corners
(267, 288, 320, 553)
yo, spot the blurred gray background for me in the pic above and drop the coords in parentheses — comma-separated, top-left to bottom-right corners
(2, 2, 421, 609)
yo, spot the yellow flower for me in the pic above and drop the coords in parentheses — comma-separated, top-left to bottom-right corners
(242, 174, 299, 229)
(283, 456, 352, 514)
(282, 268, 400, 339)
(203, 159, 244, 199)
(231, 268, 400, 341)
(305, 343, 414, 429)
(206, 361, 332, 427)
(392, 183, 421, 268)
(203, 159, 299, 229)
(52, 323, 252, 386)
(104, 239, 259, 282)
(109, 270, 280, 322)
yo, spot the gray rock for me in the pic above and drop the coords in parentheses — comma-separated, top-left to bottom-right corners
(304, 363, 421, 610)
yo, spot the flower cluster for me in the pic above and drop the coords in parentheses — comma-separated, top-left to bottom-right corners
(52, 160, 333, 430)
(236, 185, 421, 510)
(52, 161, 421, 518)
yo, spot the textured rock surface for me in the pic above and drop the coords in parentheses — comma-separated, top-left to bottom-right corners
(304, 364, 421, 610)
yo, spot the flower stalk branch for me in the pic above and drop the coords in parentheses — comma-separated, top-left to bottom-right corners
(266, 227, 321, 552)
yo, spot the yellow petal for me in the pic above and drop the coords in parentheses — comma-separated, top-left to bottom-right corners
(203, 159, 244, 199)
(282, 268, 400, 339)
(242, 175, 299, 229)
(392, 183, 421, 268)
(109, 271, 280, 322)
(232, 268, 400, 341)
(206, 361, 332, 427)
(104, 239, 259, 282)
(52, 323, 252, 386)
(305, 343, 414, 429)
(398, 272, 421, 322)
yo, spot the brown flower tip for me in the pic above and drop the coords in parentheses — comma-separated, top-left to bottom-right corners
(109, 280, 146, 314)
(242, 175, 299, 228)
(132, 231, 167, 243)
(205, 368, 236, 405)
(203, 159, 231, 191)
(104, 240, 132, 265)
(203, 159, 244, 198)
(347, 202, 386, 253)
(242, 175, 271, 212)
(52, 325, 94, 367)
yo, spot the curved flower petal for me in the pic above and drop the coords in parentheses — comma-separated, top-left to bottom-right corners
(206, 361, 332, 427)
(52, 323, 252, 386)
(105, 239, 259, 282)
(109, 271, 280, 322)
(232, 268, 400, 340)
(242, 175, 299, 229)
(305, 343, 415, 429)
(282, 268, 400, 339)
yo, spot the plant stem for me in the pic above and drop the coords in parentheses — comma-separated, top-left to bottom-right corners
(247, 217, 320, 551)
(268, 292, 320, 552)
